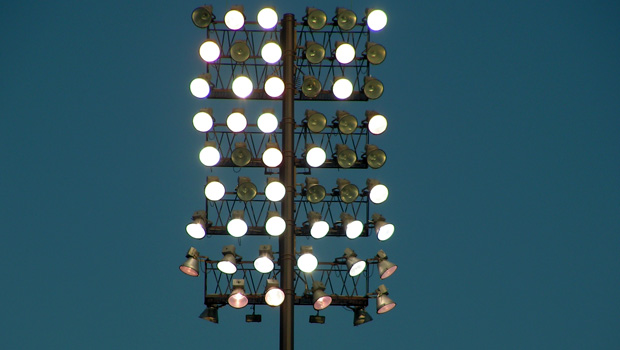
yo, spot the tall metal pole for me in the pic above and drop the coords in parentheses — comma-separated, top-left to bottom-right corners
(279, 13, 296, 350)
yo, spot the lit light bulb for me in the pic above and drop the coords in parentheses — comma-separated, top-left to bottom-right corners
(297, 247, 318, 273)
(367, 113, 388, 135)
(333, 77, 353, 99)
(262, 145, 283, 167)
(335, 42, 356, 64)
(367, 9, 388, 31)
(306, 145, 326, 167)
(257, 111, 278, 133)
(257, 7, 278, 29)
(261, 41, 282, 64)
(265, 286, 285, 306)
(226, 110, 247, 132)
(310, 221, 329, 239)
(254, 256, 274, 273)
(193, 110, 213, 132)
(204, 178, 225, 201)
(225, 9, 244, 30)
(232, 75, 253, 98)
(190, 77, 210, 98)
(346, 220, 364, 239)
(265, 76, 284, 98)
(266, 215, 286, 236)
(199, 142, 220, 167)
(369, 184, 389, 204)
(265, 180, 285, 202)
(199, 40, 220, 63)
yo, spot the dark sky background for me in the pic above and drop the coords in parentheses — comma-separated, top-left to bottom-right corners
(2, 1, 619, 349)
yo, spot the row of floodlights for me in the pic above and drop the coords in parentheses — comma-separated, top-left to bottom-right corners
(192, 6, 387, 32)
(181, 246, 397, 280)
(198, 38, 385, 66)
(199, 141, 386, 169)
(193, 109, 388, 135)
(190, 73, 383, 100)
(187, 208, 394, 241)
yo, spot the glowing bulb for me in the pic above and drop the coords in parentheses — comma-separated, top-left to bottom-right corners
(190, 77, 210, 98)
(265, 287, 285, 306)
(266, 215, 286, 236)
(310, 221, 329, 239)
(257, 111, 278, 133)
(261, 41, 282, 64)
(199, 40, 220, 62)
(367, 9, 387, 31)
(193, 110, 213, 132)
(227, 218, 248, 237)
(306, 146, 326, 167)
(335, 43, 355, 64)
(232, 75, 253, 98)
(257, 8, 278, 29)
(265, 76, 284, 97)
(368, 113, 388, 135)
(298, 249, 318, 273)
(346, 220, 364, 239)
(333, 77, 353, 99)
(227, 111, 247, 132)
(199, 144, 220, 167)
(265, 181, 285, 202)
(262, 146, 283, 167)
(377, 223, 395, 241)
(204, 180, 225, 201)
(254, 256, 274, 273)
(186, 223, 205, 239)
(225, 9, 244, 30)
(369, 184, 389, 204)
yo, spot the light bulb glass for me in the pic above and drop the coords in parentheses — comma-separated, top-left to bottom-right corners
(199, 146, 220, 166)
(368, 114, 388, 134)
(257, 8, 278, 29)
(186, 223, 205, 239)
(228, 291, 248, 308)
(265, 287, 285, 306)
(335, 43, 355, 64)
(227, 218, 248, 237)
(346, 220, 364, 239)
(254, 256, 274, 273)
(262, 147, 283, 167)
(377, 223, 395, 241)
(369, 184, 389, 204)
(205, 181, 225, 201)
(297, 253, 318, 273)
(314, 294, 332, 310)
(232, 75, 253, 98)
(227, 112, 247, 132)
(265, 181, 285, 201)
(261, 42, 282, 64)
(349, 260, 366, 276)
(265, 76, 285, 97)
(310, 220, 329, 239)
(193, 111, 213, 132)
(266, 216, 286, 236)
(225, 10, 244, 30)
(333, 78, 353, 99)
(306, 146, 326, 167)
(257, 112, 278, 133)
(190, 77, 210, 98)
(217, 260, 237, 274)
(199, 40, 221, 62)
(367, 9, 387, 31)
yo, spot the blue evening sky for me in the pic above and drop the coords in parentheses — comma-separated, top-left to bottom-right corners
(1, 1, 618, 349)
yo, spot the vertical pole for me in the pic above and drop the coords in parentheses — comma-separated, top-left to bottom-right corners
(279, 13, 296, 350)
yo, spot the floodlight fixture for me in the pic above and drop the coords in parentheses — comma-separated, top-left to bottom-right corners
(366, 8, 388, 31)
(261, 41, 282, 64)
(265, 177, 285, 202)
(265, 75, 285, 98)
(232, 75, 253, 98)
(236, 177, 257, 202)
(372, 213, 395, 241)
(344, 248, 367, 276)
(297, 246, 318, 273)
(336, 178, 359, 204)
(204, 176, 226, 201)
(230, 40, 251, 62)
(365, 144, 387, 169)
(264, 279, 285, 307)
(199, 141, 220, 167)
(376, 284, 396, 314)
(224, 6, 245, 30)
(336, 110, 358, 134)
(192, 6, 213, 28)
(227, 210, 248, 238)
(198, 306, 219, 323)
(335, 144, 357, 168)
(366, 179, 388, 204)
(254, 245, 275, 273)
(306, 8, 327, 30)
(305, 110, 326, 132)
(305, 143, 326, 168)
(226, 108, 247, 132)
(365, 110, 388, 135)
(190, 74, 212, 98)
(353, 307, 373, 326)
(332, 77, 353, 99)
(228, 279, 248, 308)
(307, 211, 329, 239)
(217, 245, 238, 274)
(304, 177, 326, 203)
(265, 211, 286, 236)
(312, 281, 332, 310)
(335, 41, 356, 64)
(376, 249, 398, 279)
(262, 142, 283, 167)
(305, 41, 325, 64)
(231, 142, 252, 167)
(257, 7, 278, 30)
(193, 108, 214, 132)
(199, 39, 221, 63)
(301, 76, 322, 98)
(179, 247, 200, 277)
(336, 8, 357, 31)
(340, 212, 364, 239)
(257, 108, 278, 133)
(186, 210, 207, 239)
(363, 76, 384, 99)
(365, 42, 386, 65)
